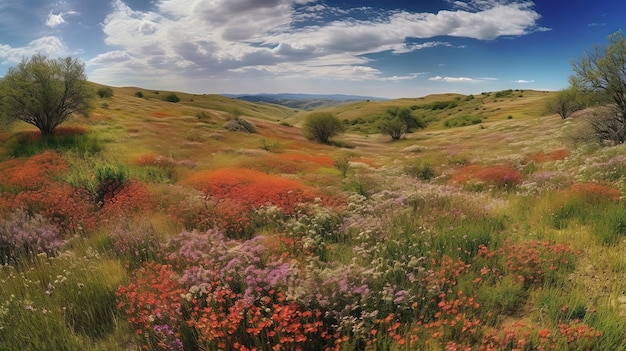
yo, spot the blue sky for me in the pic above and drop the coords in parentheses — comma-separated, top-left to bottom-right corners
(0, 0, 623, 98)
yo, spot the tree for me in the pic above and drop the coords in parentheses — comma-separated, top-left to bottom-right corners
(0, 54, 91, 136)
(302, 112, 343, 144)
(547, 88, 585, 119)
(570, 30, 626, 144)
(379, 118, 408, 141)
(378, 107, 425, 140)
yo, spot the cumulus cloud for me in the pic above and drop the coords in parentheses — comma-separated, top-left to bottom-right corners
(88, 0, 544, 87)
(45, 12, 66, 28)
(0, 36, 67, 64)
(45, 9, 79, 28)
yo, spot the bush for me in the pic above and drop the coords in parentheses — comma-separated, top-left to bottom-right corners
(223, 117, 256, 133)
(96, 87, 114, 99)
(94, 164, 129, 206)
(302, 112, 343, 144)
(163, 93, 180, 103)
(405, 162, 437, 181)
(134, 91, 144, 98)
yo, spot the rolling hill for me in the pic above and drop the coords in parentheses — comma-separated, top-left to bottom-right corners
(2, 84, 626, 351)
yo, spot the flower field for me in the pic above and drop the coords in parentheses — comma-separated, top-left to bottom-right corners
(1, 89, 626, 350)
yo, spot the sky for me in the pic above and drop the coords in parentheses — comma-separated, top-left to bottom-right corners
(0, 0, 624, 99)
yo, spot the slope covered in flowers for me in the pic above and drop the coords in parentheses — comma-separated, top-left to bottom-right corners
(1, 88, 626, 351)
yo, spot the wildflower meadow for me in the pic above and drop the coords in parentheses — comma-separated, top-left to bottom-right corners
(1, 89, 626, 351)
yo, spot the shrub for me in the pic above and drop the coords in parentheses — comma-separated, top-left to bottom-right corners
(452, 164, 522, 189)
(196, 110, 211, 120)
(334, 155, 351, 178)
(94, 164, 129, 206)
(405, 162, 437, 181)
(0, 209, 64, 264)
(134, 91, 144, 98)
(0, 150, 68, 192)
(163, 93, 180, 103)
(302, 112, 343, 144)
(222, 117, 256, 133)
(13, 183, 94, 233)
(96, 87, 114, 99)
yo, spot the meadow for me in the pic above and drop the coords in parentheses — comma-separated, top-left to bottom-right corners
(1, 86, 626, 350)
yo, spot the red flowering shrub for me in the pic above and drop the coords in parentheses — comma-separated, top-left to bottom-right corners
(451, 164, 522, 188)
(167, 197, 253, 237)
(99, 180, 153, 221)
(185, 168, 321, 213)
(569, 182, 620, 203)
(13, 183, 94, 233)
(527, 149, 570, 163)
(0, 151, 68, 191)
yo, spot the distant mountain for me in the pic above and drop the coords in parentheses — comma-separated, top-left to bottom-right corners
(222, 93, 387, 110)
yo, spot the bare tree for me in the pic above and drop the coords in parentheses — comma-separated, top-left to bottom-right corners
(570, 31, 626, 144)
(0, 54, 92, 136)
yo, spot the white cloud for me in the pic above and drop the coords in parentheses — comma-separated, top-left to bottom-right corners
(89, 0, 544, 88)
(45, 12, 66, 28)
(0, 36, 67, 64)
(45, 9, 79, 28)
(512, 79, 535, 83)
(429, 76, 480, 83)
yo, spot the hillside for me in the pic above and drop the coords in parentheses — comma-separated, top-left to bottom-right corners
(225, 93, 387, 110)
(1, 85, 626, 351)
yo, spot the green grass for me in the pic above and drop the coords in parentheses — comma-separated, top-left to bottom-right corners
(0, 251, 127, 350)
(2, 130, 101, 158)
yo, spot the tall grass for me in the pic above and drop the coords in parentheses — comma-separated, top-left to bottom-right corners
(2, 128, 101, 158)
(0, 251, 126, 350)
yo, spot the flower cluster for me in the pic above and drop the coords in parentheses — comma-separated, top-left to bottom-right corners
(452, 164, 522, 189)
(0, 208, 64, 264)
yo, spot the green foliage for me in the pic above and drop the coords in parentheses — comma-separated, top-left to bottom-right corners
(547, 87, 585, 119)
(494, 89, 514, 98)
(302, 112, 344, 144)
(2, 130, 101, 158)
(590, 204, 626, 245)
(333, 155, 351, 178)
(571, 30, 626, 144)
(134, 91, 144, 98)
(378, 107, 425, 140)
(0, 54, 91, 136)
(65, 157, 128, 205)
(94, 164, 129, 205)
(475, 276, 526, 318)
(163, 93, 180, 103)
(405, 161, 437, 181)
(444, 115, 482, 127)
(417, 100, 459, 110)
(96, 87, 114, 99)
